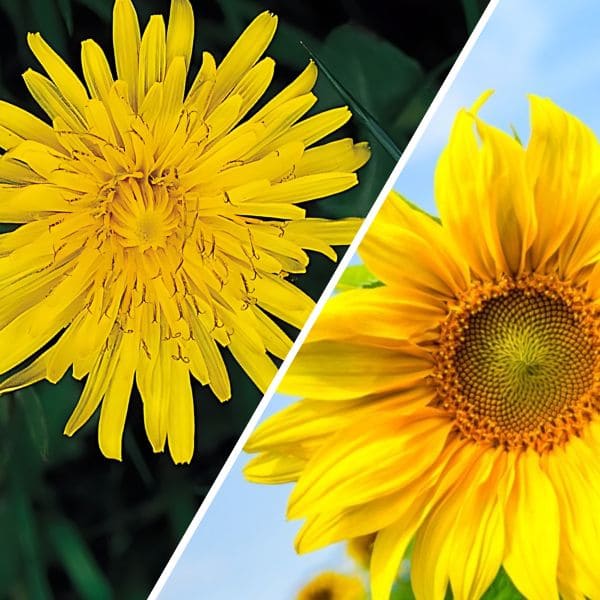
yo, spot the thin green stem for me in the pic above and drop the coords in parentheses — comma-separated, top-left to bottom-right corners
(300, 41, 402, 163)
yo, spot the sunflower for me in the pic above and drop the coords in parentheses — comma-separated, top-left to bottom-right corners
(0, 0, 369, 464)
(296, 571, 366, 600)
(245, 94, 600, 599)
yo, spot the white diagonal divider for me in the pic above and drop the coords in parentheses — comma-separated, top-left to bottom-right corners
(148, 1, 501, 596)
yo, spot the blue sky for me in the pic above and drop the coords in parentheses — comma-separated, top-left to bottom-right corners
(158, 0, 600, 597)
(395, 0, 600, 216)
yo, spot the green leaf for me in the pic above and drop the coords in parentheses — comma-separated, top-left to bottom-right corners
(10, 482, 52, 600)
(57, 0, 73, 35)
(0, 501, 20, 592)
(399, 194, 441, 224)
(216, 0, 247, 39)
(214, 0, 321, 70)
(29, 0, 68, 54)
(268, 21, 321, 70)
(482, 568, 524, 600)
(461, 0, 481, 31)
(15, 388, 49, 461)
(391, 51, 457, 140)
(33, 377, 83, 461)
(124, 431, 154, 488)
(316, 24, 425, 125)
(46, 518, 112, 600)
(301, 40, 402, 162)
(510, 124, 523, 145)
(73, 0, 112, 22)
(337, 264, 382, 291)
(390, 578, 416, 600)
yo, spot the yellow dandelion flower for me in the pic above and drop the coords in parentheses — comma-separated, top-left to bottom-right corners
(0, 0, 369, 464)
(245, 94, 600, 599)
(297, 571, 366, 600)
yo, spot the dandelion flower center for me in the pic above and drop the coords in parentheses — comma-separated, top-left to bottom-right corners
(108, 176, 183, 250)
(434, 274, 600, 451)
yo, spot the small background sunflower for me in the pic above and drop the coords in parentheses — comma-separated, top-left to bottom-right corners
(0, 0, 486, 597)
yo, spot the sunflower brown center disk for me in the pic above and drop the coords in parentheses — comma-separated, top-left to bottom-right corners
(433, 274, 600, 452)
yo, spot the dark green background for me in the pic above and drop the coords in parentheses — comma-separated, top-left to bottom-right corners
(0, 0, 486, 597)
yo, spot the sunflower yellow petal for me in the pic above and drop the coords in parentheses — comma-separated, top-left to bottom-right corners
(546, 442, 600, 599)
(297, 484, 416, 555)
(247, 388, 434, 457)
(280, 339, 432, 400)
(526, 95, 600, 272)
(588, 262, 600, 299)
(448, 452, 509, 600)
(243, 452, 307, 484)
(371, 498, 430, 600)
(297, 439, 476, 556)
(474, 113, 538, 275)
(287, 410, 451, 518)
(308, 285, 444, 345)
(361, 191, 470, 298)
(503, 450, 560, 600)
(411, 448, 498, 600)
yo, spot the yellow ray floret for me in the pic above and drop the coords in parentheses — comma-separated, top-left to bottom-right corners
(0, 0, 369, 463)
(245, 94, 600, 600)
